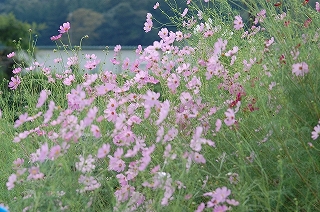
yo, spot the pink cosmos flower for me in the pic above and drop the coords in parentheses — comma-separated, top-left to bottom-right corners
(204, 30, 214, 37)
(114, 45, 121, 53)
(54, 58, 62, 63)
(63, 74, 75, 86)
(311, 124, 320, 140)
(225, 46, 239, 57)
(58, 22, 70, 34)
(182, 8, 188, 17)
(163, 127, 178, 142)
(292, 62, 309, 76)
(50, 34, 62, 41)
(110, 57, 120, 65)
(91, 124, 101, 138)
(6, 174, 17, 190)
(8, 75, 21, 90)
(265, 37, 274, 48)
(36, 90, 51, 108)
(38, 143, 49, 163)
(77, 175, 101, 193)
(66, 56, 78, 67)
(136, 45, 143, 54)
(213, 205, 229, 212)
(226, 199, 239, 206)
(12, 67, 22, 74)
(193, 152, 206, 163)
(97, 143, 110, 158)
(209, 187, 231, 204)
(224, 108, 236, 126)
(85, 54, 97, 60)
(143, 90, 160, 108)
(144, 13, 153, 33)
(96, 83, 116, 96)
(146, 12, 152, 20)
(243, 57, 256, 72)
(234, 15, 244, 30)
(14, 112, 29, 128)
(49, 145, 61, 160)
(167, 73, 180, 93)
(215, 119, 222, 132)
(158, 28, 169, 39)
(27, 166, 44, 180)
(316, 2, 320, 12)
(144, 20, 153, 33)
(44, 101, 55, 123)
(153, 2, 159, 9)
(109, 151, 126, 172)
(122, 57, 130, 70)
(155, 100, 170, 125)
(7, 52, 15, 58)
(195, 203, 206, 212)
(76, 155, 96, 173)
(254, 9, 266, 25)
(84, 59, 100, 70)
(175, 31, 183, 41)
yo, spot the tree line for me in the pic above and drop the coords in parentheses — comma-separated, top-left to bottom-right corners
(0, 0, 178, 46)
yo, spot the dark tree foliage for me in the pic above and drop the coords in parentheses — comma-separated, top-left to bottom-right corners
(0, 13, 35, 80)
(0, 0, 178, 46)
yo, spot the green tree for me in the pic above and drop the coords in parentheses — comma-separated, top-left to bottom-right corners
(67, 8, 104, 45)
(0, 13, 34, 49)
(0, 13, 35, 80)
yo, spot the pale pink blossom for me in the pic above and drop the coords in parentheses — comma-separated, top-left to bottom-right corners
(50, 34, 62, 41)
(8, 75, 21, 90)
(85, 54, 97, 60)
(63, 75, 75, 85)
(58, 22, 70, 34)
(155, 100, 170, 125)
(153, 2, 159, 9)
(114, 45, 121, 53)
(292, 62, 309, 76)
(12, 67, 22, 74)
(7, 52, 15, 58)
(193, 152, 206, 163)
(97, 143, 110, 158)
(143, 90, 160, 108)
(27, 166, 44, 180)
(224, 109, 236, 126)
(91, 124, 101, 138)
(311, 124, 320, 140)
(36, 90, 51, 108)
(181, 8, 188, 17)
(14, 113, 29, 128)
(6, 174, 17, 190)
(195, 203, 206, 212)
(76, 155, 96, 173)
(49, 145, 61, 160)
(234, 15, 244, 30)
(226, 199, 239, 206)
(38, 143, 49, 163)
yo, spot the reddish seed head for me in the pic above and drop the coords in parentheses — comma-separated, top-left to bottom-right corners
(274, 2, 282, 7)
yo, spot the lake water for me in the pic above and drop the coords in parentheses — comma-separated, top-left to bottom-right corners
(32, 46, 141, 74)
